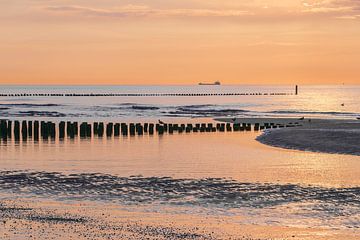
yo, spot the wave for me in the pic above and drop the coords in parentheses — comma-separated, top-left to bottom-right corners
(131, 106, 160, 110)
(0, 171, 358, 218)
(90, 104, 160, 112)
(268, 110, 358, 116)
(0, 111, 66, 117)
(0, 103, 62, 108)
(167, 105, 249, 117)
(179, 104, 216, 109)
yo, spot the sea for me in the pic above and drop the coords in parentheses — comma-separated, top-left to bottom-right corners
(0, 84, 359, 120)
(0, 84, 359, 235)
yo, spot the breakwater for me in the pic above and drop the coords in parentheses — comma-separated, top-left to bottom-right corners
(0, 119, 302, 140)
(0, 92, 292, 97)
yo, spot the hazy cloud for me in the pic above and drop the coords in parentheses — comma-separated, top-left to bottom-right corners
(44, 5, 251, 18)
(41, 1, 360, 21)
(302, 0, 360, 15)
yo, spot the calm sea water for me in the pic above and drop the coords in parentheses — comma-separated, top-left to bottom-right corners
(0, 84, 359, 233)
(0, 85, 359, 120)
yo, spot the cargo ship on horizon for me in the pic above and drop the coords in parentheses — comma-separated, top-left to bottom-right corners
(198, 81, 221, 86)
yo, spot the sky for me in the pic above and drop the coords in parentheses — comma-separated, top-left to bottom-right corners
(0, 0, 360, 85)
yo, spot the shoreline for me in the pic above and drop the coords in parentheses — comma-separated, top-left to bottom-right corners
(216, 117, 360, 156)
(1, 198, 358, 240)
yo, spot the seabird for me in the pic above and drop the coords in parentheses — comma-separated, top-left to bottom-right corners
(341, 103, 345, 106)
(231, 117, 237, 122)
(158, 120, 165, 124)
(298, 117, 305, 120)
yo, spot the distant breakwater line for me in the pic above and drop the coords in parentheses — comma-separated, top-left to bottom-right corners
(0, 119, 302, 140)
(0, 92, 293, 97)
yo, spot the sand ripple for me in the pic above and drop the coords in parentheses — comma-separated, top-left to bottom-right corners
(0, 171, 359, 216)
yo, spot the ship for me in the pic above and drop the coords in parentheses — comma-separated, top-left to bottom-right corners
(198, 81, 221, 86)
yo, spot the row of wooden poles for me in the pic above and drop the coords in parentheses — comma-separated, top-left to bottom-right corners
(0, 92, 292, 97)
(0, 120, 300, 140)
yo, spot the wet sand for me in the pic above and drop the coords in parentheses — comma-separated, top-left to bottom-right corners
(217, 118, 360, 156)
(1, 198, 358, 240)
(1, 118, 360, 239)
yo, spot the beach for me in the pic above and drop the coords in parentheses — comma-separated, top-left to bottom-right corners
(218, 118, 360, 156)
(1, 197, 359, 240)
(0, 85, 360, 239)
(2, 0, 360, 237)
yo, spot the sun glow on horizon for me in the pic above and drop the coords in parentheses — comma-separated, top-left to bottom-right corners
(0, 1, 359, 85)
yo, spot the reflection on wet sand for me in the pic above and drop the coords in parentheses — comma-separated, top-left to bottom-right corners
(1, 130, 360, 239)
(1, 131, 360, 187)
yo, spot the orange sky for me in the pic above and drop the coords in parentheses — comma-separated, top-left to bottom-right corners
(1, 1, 360, 85)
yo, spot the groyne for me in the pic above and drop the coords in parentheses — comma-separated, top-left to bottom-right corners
(0, 119, 302, 140)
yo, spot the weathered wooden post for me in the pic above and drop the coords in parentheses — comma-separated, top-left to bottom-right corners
(168, 124, 173, 134)
(7, 121, 12, 138)
(178, 126, 183, 133)
(121, 123, 128, 136)
(80, 122, 87, 138)
(14, 121, 20, 140)
(155, 124, 160, 132)
(186, 123, 192, 133)
(59, 121, 65, 139)
(68, 123, 75, 138)
(136, 124, 143, 135)
(41, 121, 47, 138)
(73, 122, 78, 135)
(129, 123, 135, 135)
(34, 121, 39, 139)
(93, 122, 99, 135)
(66, 121, 71, 135)
(226, 123, 232, 132)
(158, 125, 164, 135)
(149, 123, 154, 135)
(98, 122, 104, 137)
(180, 124, 186, 131)
(206, 123, 213, 132)
(106, 123, 113, 137)
(28, 121, 32, 137)
(114, 123, 120, 136)
(0, 120, 6, 139)
(49, 122, 56, 139)
(86, 123, 91, 137)
(21, 121, 28, 139)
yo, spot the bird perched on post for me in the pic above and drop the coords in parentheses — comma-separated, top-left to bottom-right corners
(158, 120, 165, 125)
